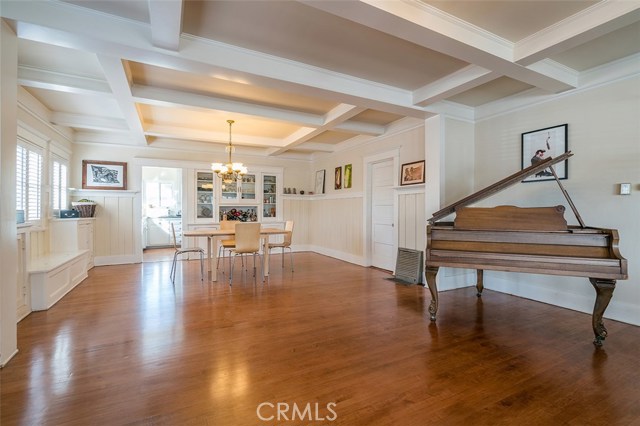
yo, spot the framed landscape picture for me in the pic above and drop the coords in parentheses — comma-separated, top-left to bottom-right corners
(400, 160, 425, 186)
(82, 160, 128, 190)
(521, 124, 568, 183)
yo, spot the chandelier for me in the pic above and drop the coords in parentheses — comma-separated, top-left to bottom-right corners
(211, 119, 248, 183)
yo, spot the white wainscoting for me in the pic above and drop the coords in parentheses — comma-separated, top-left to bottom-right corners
(72, 190, 141, 265)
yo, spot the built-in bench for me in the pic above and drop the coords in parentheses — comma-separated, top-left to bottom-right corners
(28, 250, 89, 311)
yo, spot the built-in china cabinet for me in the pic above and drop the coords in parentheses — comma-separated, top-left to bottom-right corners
(191, 168, 283, 224)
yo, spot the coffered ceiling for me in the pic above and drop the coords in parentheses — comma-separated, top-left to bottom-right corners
(2, 0, 639, 159)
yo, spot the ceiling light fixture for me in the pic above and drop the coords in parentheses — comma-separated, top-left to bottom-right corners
(211, 119, 248, 183)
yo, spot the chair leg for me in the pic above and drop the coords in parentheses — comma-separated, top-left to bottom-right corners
(281, 248, 285, 268)
(171, 251, 179, 282)
(199, 251, 204, 281)
(216, 246, 222, 270)
(288, 247, 294, 272)
(229, 253, 237, 286)
(252, 252, 257, 278)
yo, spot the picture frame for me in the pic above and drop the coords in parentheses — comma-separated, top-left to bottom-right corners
(344, 164, 352, 189)
(521, 124, 568, 183)
(400, 160, 425, 186)
(314, 170, 326, 194)
(335, 166, 342, 190)
(82, 160, 128, 190)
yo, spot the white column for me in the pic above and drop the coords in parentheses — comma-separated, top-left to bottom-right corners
(0, 18, 19, 366)
(424, 115, 445, 217)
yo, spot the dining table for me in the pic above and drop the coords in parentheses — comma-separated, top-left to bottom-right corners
(182, 227, 290, 282)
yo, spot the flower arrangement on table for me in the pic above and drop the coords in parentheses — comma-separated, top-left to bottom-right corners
(220, 208, 257, 222)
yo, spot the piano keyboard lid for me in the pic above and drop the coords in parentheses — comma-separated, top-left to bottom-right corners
(428, 151, 574, 224)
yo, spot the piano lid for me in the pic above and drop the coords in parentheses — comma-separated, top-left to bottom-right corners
(428, 151, 573, 223)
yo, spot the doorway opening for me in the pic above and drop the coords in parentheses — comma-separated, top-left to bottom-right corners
(142, 167, 182, 262)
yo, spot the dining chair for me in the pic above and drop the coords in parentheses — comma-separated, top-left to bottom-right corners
(267, 220, 294, 272)
(217, 219, 237, 271)
(170, 222, 205, 282)
(228, 222, 263, 285)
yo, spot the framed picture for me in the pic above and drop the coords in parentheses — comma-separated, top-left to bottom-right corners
(335, 166, 342, 190)
(82, 160, 128, 190)
(344, 164, 352, 189)
(314, 170, 325, 194)
(400, 160, 425, 186)
(521, 124, 568, 182)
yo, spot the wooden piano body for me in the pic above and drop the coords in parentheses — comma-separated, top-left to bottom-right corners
(425, 152, 628, 346)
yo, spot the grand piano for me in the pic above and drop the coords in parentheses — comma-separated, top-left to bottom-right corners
(425, 152, 628, 346)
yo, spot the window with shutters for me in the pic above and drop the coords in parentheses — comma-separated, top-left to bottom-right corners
(16, 143, 43, 223)
(51, 157, 68, 214)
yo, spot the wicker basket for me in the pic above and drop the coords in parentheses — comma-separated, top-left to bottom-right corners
(71, 202, 96, 217)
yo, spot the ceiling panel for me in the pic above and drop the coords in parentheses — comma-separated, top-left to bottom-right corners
(306, 130, 354, 145)
(25, 87, 123, 118)
(551, 21, 640, 71)
(447, 77, 534, 107)
(139, 104, 298, 139)
(182, 0, 470, 90)
(423, 0, 599, 42)
(128, 62, 337, 115)
(18, 39, 105, 80)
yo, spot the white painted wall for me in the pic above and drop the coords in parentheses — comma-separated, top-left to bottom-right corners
(474, 76, 640, 325)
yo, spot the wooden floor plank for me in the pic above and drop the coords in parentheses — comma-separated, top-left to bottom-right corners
(1, 253, 639, 425)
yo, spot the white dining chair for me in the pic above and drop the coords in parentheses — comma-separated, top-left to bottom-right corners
(268, 220, 294, 272)
(170, 223, 205, 282)
(217, 219, 237, 271)
(228, 222, 263, 285)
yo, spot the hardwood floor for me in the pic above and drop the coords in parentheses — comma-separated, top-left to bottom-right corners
(2, 253, 639, 425)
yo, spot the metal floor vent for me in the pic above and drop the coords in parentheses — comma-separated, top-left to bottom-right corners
(394, 248, 424, 284)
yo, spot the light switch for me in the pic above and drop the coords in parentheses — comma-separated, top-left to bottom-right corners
(620, 183, 631, 195)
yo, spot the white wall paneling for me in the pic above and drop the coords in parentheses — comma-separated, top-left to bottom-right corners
(71, 190, 140, 265)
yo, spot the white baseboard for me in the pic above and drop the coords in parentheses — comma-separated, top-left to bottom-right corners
(0, 349, 19, 368)
(485, 272, 639, 326)
(94, 255, 139, 266)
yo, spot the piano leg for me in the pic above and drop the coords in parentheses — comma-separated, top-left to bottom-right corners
(425, 266, 439, 321)
(476, 269, 484, 297)
(589, 278, 616, 347)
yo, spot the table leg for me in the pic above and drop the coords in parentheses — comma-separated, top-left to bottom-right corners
(210, 236, 218, 282)
(262, 236, 270, 278)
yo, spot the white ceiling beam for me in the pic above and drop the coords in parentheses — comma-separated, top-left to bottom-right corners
(3, 1, 427, 118)
(515, 1, 640, 65)
(74, 130, 138, 146)
(268, 104, 366, 156)
(148, 0, 183, 51)
(294, 142, 336, 153)
(50, 112, 129, 132)
(303, 0, 575, 93)
(412, 65, 499, 107)
(96, 56, 148, 145)
(18, 65, 112, 96)
(132, 85, 385, 136)
(144, 124, 284, 148)
(132, 85, 323, 127)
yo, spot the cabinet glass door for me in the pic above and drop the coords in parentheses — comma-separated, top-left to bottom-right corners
(241, 174, 256, 200)
(220, 180, 238, 200)
(196, 172, 214, 219)
(262, 174, 277, 218)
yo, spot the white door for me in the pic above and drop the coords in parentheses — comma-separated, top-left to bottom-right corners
(370, 160, 396, 271)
